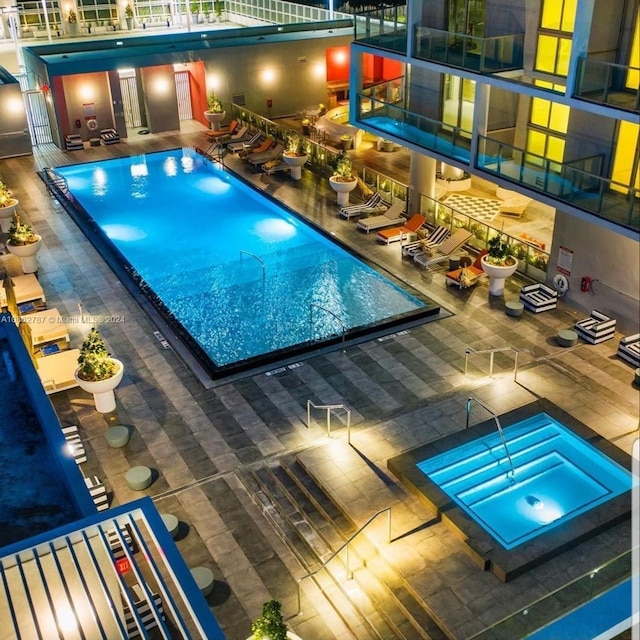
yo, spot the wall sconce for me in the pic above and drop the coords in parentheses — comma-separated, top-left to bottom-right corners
(260, 67, 276, 86)
(153, 77, 170, 95)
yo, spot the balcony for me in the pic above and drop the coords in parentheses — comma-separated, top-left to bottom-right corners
(356, 94, 472, 164)
(414, 26, 524, 73)
(354, 7, 408, 54)
(574, 57, 640, 114)
(477, 136, 639, 232)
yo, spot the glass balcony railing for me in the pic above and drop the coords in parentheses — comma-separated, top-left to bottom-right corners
(574, 57, 640, 114)
(477, 136, 639, 232)
(354, 7, 408, 54)
(356, 95, 472, 164)
(414, 26, 524, 73)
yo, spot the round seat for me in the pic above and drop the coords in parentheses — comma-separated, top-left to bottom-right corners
(558, 329, 579, 347)
(505, 301, 524, 317)
(161, 513, 179, 539)
(190, 566, 214, 596)
(105, 425, 130, 448)
(125, 465, 153, 491)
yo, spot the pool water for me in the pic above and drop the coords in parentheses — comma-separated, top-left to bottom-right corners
(417, 413, 636, 549)
(56, 150, 432, 375)
(0, 337, 79, 548)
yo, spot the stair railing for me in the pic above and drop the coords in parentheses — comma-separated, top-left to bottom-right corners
(240, 250, 265, 285)
(296, 506, 391, 615)
(309, 303, 346, 351)
(464, 346, 519, 381)
(306, 400, 352, 443)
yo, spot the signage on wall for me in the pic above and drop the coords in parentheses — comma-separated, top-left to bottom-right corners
(557, 246, 573, 276)
(82, 103, 96, 119)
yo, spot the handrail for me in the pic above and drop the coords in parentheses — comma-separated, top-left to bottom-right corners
(240, 250, 265, 285)
(306, 400, 352, 443)
(466, 396, 515, 480)
(309, 303, 346, 351)
(296, 506, 392, 615)
(464, 346, 519, 381)
(43, 167, 75, 202)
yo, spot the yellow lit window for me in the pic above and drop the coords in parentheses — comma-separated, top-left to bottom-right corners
(626, 14, 640, 89)
(530, 98, 550, 127)
(560, 0, 577, 32)
(536, 35, 558, 73)
(527, 130, 546, 157)
(541, 2, 562, 30)
(546, 136, 565, 163)
(549, 102, 569, 133)
(611, 121, 640, 194)
(557, 38, 572, 76)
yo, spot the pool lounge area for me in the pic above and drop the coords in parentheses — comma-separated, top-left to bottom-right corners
(388, 399, 636, 582)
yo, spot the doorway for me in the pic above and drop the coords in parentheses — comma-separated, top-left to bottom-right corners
(174, 70, 193, 121)
(119, 71, 142, 129)
(24, 90, 52, 145)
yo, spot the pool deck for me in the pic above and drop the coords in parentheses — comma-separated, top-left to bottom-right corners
(1, 125, 638, 640)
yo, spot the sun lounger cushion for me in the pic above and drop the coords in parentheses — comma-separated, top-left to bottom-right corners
(65, 134, 84, 150)
(377, 214, 426, 244)
(574, 310, 616, 344)
(414, 229, 473, 269)
(35, 348, 81, 394)
(84, 475, 109, 511)
(356, 203, 405, 232)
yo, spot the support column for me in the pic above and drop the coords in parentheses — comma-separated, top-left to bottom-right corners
(408, 151, 437, 213)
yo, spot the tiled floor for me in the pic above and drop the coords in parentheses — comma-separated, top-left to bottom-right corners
(1, 124, 637, 639)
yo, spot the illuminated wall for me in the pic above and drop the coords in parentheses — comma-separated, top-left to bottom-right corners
(0, 76, 31, 158)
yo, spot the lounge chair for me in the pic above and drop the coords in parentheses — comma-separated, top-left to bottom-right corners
(240, 136, 274, 158)
(227, 130, 260, 153)
(100, 128, 120, 145)
(64, 134, 84, 151)
(33, 348, 81, 394)
(124, 585, 165, 636)
(62, 425, 87, 464)
(617, 334, 640, 367)
(574, 310, 616, 344)
(205, 118, 239, 139)
(402, 225, 450, 258)
(262, 159, 291, 175)
(519, 283, 558, 313)
(339, 192, 386, 219)
(18, 309, 70, 355)
(356, 202, 406, 233)
(216, 125, 249, 149)
(1, 274, 46, 309)
(377, 214, 427, 244)
(414, 229, 473, 269)
(445, 252, 486, 289)
(84, 475, 109, 511)
(247, 143, 284, 166)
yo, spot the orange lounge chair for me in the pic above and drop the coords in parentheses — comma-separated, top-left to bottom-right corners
(377, 214, 426, 244)
(240, 137, 274, 157)
(206, 119, 239, 139)
(445, 251, 487, 289)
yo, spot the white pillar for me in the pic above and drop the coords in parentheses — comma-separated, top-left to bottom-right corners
(408, 151, 437, 213)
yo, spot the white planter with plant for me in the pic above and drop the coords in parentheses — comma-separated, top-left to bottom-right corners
(282, 134, 308, 180)
(6, 214, 42, 273)
(204, 92, 226, 131)
(247, 600, 302, 640)
(124, 3, 134, 28)
(74, 328, 124, 413)
(481, 233, 518, 296)
(0, 180, 19, 232)
(329, 151, 357, 206)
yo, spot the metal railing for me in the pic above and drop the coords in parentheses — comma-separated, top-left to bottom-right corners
(296, 506, 392, 615)
(240, 250, 265, 285)
(309, 303, 346, 351)
(464, 346, 519, 381)
(42, 167, 77, 204)
(306, 400, 352, 443)
(466, 396, 515, 480)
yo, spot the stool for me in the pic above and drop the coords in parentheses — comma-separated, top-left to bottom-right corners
(449, 256, 460, 271)
(505, 301, 524, 317)
(161, 513, 179, 539)
(558, 329, 579, 347)
(89, 137, 101, 147)
(190, 566, 214, 596)
(105, 425, 130, 448)
(125, 466, 153, 491)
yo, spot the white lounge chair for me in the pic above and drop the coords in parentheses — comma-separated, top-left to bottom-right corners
(414, 229, 473, 269)
(356, 202, 406, 233)
(1, 274, 46, 309)
(227, 129, 260, 153)
(33, 348, 81, 394)
(84, 475, 109, 511)
(402, 226, 450, 258)
(339, 192, 386, 219)
(247, 143, 284, 166)
(62, 425, 87, 464)
(216, 125, 249, 149)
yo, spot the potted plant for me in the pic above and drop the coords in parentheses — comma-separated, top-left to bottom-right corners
(68, 9, 78, 35)
(6, 214, 42, 273)
(249, 600, 302, 640)
(0, 180, 19, 232)
(125, 3, 134, 29)
(301, 118, 311, 137)
(341, 133, 353, 150)
(214, 0, 224, 21)
(318, 103, 327, 116)
(74, 327, 124, 413)
(328, 151, 357, 206)
(481, 232, 518, 296)
(282, 133, 308, 180)
(204, 92, 226, 131)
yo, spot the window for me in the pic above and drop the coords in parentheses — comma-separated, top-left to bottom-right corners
(535, 0, 576, 76)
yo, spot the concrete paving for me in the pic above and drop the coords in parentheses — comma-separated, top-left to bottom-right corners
(1, 125, 637, 639)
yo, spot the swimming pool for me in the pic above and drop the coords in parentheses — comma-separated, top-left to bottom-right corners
(0, 321, 90, 550)
(388, 400, 636, 581)
(54, 149, 437, 379)
(416, 413, 634, 550)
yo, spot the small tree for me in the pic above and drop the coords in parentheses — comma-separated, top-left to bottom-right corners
(7, 214, 37, 246)
(251, 600, 288, 640)
(125, 4, 134, 18)
(285, 132, 306, 156)
(485, 233, 512, 266)
(68, 9, 77, 23)
(331, 150, 354, 181)
(0, 180, 15, 207)
(77, 328, 118, 381)
(206, 92, 223, 113)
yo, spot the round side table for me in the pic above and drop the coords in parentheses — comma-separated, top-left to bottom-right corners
(558, 329, 579, 347)
(191, 566, 214, 596)
(505, 301, 524, 317)
(105, 425, 130, 448)
(161, 513, 179, 539)
(125, 466, 153, 491)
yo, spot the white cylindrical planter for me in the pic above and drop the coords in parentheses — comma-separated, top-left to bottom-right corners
(204, 111, 226, 131)
(282, 153, 308, 180)
(0, 199, 18, 232)
(329, 176, 358, 206)
(75, 359, 124, 413)
(7, 235, 42, 273)
(481, 256, 519, 296)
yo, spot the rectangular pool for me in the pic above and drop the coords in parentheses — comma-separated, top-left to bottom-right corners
(54, 149, 437, 379)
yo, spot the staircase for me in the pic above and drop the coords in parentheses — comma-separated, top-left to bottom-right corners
(238, 456, 450, 640)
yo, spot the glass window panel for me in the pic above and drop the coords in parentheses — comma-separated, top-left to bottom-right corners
(541, 1, 562, 30)
(556, 38, 572, 75)
(626, 15, 640, 89)
(560, 0, 577, 32)
(530, 97, 550, 127)
(549, 102, 570, 133)
(536, 35, 558, 73)
(527, 130, 547, 157)
(611, 121, 640, 192)
(546, 136, 565, 162)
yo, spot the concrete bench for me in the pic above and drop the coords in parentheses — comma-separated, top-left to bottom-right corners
(125, 466, 153, 491)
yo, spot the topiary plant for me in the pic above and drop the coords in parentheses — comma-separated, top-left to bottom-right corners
(331, 150, 354, 182)
(7, 214, 38, 246)
(0, 180, 16, 208)
(77, 327, 119, 381)
(206, 92, 223, 114)
(485, 233, 513, 266)
(251, 600, 288, 640)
